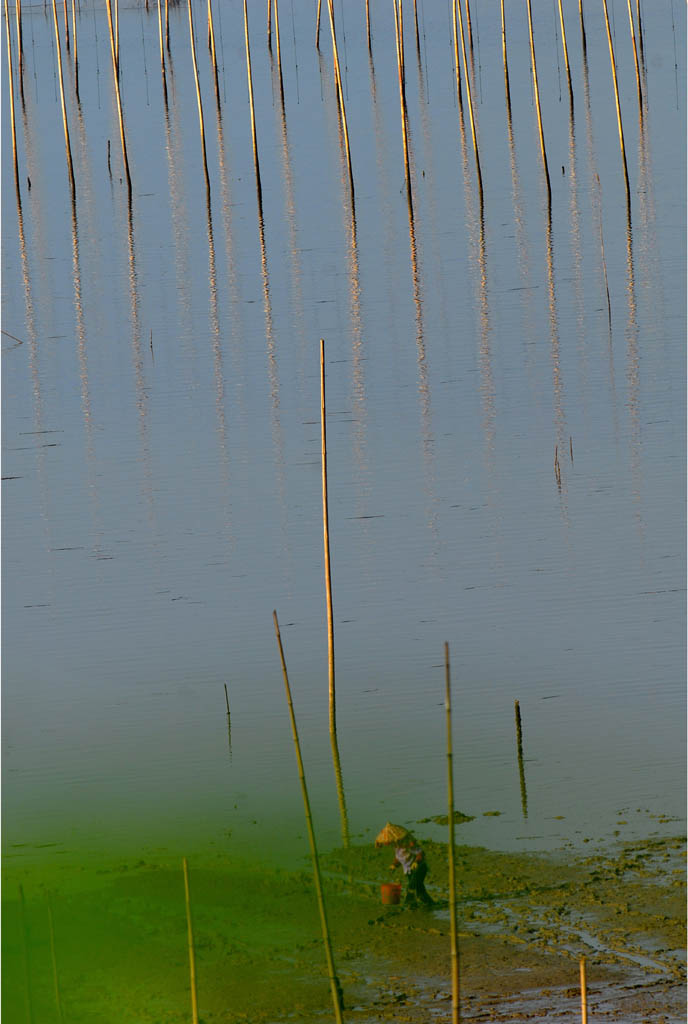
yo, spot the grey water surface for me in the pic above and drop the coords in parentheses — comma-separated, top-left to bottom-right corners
(2, 0, 685, 866)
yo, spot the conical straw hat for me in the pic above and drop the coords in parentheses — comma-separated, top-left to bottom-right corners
(375, 822, 409, 847)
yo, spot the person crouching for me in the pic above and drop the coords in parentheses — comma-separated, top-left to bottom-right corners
(390, 836, 434, 907)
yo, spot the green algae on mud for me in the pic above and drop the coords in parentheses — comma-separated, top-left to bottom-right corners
(2, 835, 685, 1022)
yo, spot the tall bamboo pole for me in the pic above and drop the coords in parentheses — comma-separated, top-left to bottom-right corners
(393, 0, 412, 205)
(626, 0, 643, 112)
(445, 643, 461, 1024)
(188, 0, 210, 193)
(580, 956, 588, 1023)
(4, 0, 20, 195)
(455, 0, 482, 203)
(71, 0, 79, 100)
(412, 0, 420, 53)
(452, 0, 462, 109)
(365, 0, 370, 52)
(500, 0, 510, 113)
(51, 0, 76, 197)
(207, 0, 218, 86)
(273, 0, 283, 97)
(105, 0, 131, 194)
(601, 0, 631, 212)
(165, 0, 169, 51)
(267, 0, 272, 47)
(182, 859, 199, 1024)
(14, 0, 23, 100)
(63, 0, 69, 53)
(320, 338, 336, 736)
(316, 0, 321, 48)
(326, 0, 353, 196)
(157, 0, 166, 79)
(464, 0, 473, 50)
(525, 0, 551, 204)
(114, 0, 119, 72)
(273, 610, 345, 1024)
(557, 0, 573, 107)
(243, 0, 262, 199)
(579, 0, 587, 52)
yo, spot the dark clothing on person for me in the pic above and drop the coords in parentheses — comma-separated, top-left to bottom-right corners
(392, 842, 434, 906)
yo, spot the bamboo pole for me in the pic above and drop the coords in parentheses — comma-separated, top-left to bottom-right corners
(455, 0, 482, 203)
(274, 0, 283, 97)
(500, 0, 510, 113)
(267, 0, 271, 48)
(635, 0, 644, 65)
(71, 0, 79, 100)
(315, 0, 321, 48)
(243, 0, 262, 199)
(580, 956, 588, 1023)
(626, 0, 643, 112)
(326, 0, 354, 196)
(46, 896, 64, 1024)
(188, 0, 210, 193)
(601, 0, 631, 212)
(105, 0, 131, 194)
(157, 0, 166, 79)
(273, 611, 345, 1024)
(51, 0, 76, 197)
(320, 338, 336, 736)
(182, 858, 199, 1024)
(114, 0, 119, 72)
(397, 0, 405, 85)
(579, 0, 587, 52)
(413, 0, 420, 53)
(165, 0, 169, 51)
(514, 700, 528, 818)
(4, 0, 20, 196)
(365, 0, 370, 52)
(557, 0, 573, 108)
(445, 643, 461, 1024)
(452, 0, 462, 109)
(393, 0, 412, 205)
(525, 0, 551, 204)
(464, 0, 473, 50)
(63, 0, 69, 53)
(207, 0, 218, 85)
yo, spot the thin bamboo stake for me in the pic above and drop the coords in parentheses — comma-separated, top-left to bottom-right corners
(104, 0, 131, 194)
(114, 0, 119, 71)
(635, 0, 644, 65)
(267, 0, 271, 48)
(188, 0, 210, 194)
(455, 0, 482, 203)
(397, 0, 405, 84)
(326, 0, 353, 196)
(15, 0, 23, 96)
(273, 611, 344, 1024)
(46, 896, 64, 1024)
(445, 643, 461, 1024)
(514, 700, 528, 818)
(393, 0, 412, 204)
(274, 0, 283, 96)
(63, 0, 69, 53)
(579, 0, 587, 52)
(207, 0, 218, 81)
(182, 858, 199, 1024)
(165, 0, 169, 51)
(365, 0, 370, 52)
(525, 0, 551, 204)
(412, 0, 420, 53)
(156, 0, 166, 78)
(464, 0, 473, 50)
(500, 0, 510, 113)
(71, 0, 79, 100)
(4, 0, 20, 195)
(51, 0, 76, 197)
(320, 338, 336, 736)
(626, 0, 643, 112)
(557, 0, 573, 108)
(601, 0, 631, 212)
(243, 0, 262, 199)
(315, 0, 321, 48)
(580, 956, 588, 1023)
(452, 0, 462, 109)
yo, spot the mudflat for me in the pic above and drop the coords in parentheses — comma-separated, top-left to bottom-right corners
(2, 834, 684, 1022)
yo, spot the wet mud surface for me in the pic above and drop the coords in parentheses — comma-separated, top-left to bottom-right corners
(2, 834, 685, 1022)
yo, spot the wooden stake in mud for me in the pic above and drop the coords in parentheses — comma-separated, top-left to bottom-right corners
(514, 700, 528, 818)
(445, 643, 461, 1024)
(525, 0, 551, 204)
(4, 0, 20, 195)
(51, 0, 76, 198)
(182, 858, 199, 1024)
(601, 0, 631, 212)
(273, 611, 345, 1024)
(580, 956, 588, 1024)
(46, 896, 64, 1024)
(188, 0, 211, 193)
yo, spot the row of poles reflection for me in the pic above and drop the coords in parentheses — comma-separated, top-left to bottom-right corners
(4, 0, 660, 811)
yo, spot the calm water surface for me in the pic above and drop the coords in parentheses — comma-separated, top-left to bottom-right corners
(2, 0, 685, 866)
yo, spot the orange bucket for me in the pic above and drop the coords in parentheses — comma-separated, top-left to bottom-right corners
(380, 882, 402, 905)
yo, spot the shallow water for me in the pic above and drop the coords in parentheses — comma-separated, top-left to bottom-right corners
(2, 0, 685, 866)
